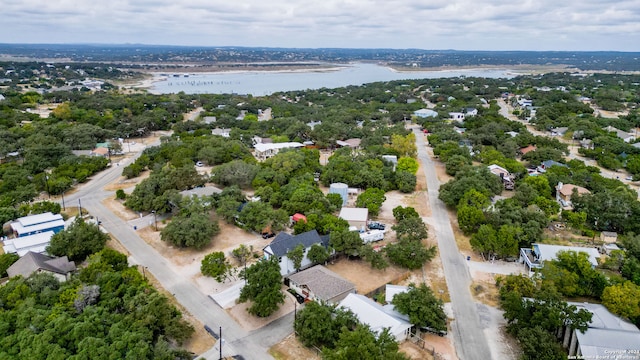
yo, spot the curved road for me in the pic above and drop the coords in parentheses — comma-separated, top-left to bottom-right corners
(64, 142, 284, 359)
(414, 128, 492, 360)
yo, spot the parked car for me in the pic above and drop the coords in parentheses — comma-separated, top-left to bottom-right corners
(261, 232, 275, 239)
(368, 221, 386, 230)
(287, 288, 305, 304)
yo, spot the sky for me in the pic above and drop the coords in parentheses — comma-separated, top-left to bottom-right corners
(1, 0, 639, 51)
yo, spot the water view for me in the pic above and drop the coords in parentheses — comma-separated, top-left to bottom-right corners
(148, 63, 515, 95)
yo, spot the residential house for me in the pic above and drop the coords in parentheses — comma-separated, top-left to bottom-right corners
(580, 138, 594, 150)
(518, 145, 537, 156)
(338, 207, 369, 229)
(520, 243, 600, 275)
(381, 155, 398, 171)
(202, 116, 217, 124)
(449, 112, 465, 121)
(506, 131, 519, 138)
(537, 160, 568, 173)
(488, 164, 514, 190)
(603, 126, 636, 143)
(10, 212, 65, 237)
(560, 302, 640, 358)
(464, 108, 478, 117)
(3, 231, 55, 256)
(286, 265, 356, 304)
(263, 230, 330, 276)
(632, 142, 640, 150)
(7, 251, 76, 281)
(90, 147, 109, 158)
(453, 126, 466, 134)
(211, 128, 231, 137)
(335, 138, 362, 149)
(556, 182, 590, 210)
(306, 120, 322, 130)
(338, 293, 412, 342)
(550, 127, 569, 137)
(517, 98, 533, 108)
(253, 142, 304, 161)
(257, 108, 272, 121)
(599, 231, 618, 244)
(413, 109, 438, 118)
(601, 243, 621, 255)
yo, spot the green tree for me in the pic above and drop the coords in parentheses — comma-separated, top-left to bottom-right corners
(239, 258, 285, 317)
(601, 281, 640, 320)
(201, 252, 233, 282)
(322, 325, 409, 360)
(330, 229, 363, 257)
(393, 216, 429, 242)
(391, 283, 447, 332)
(359, 244, 389, 270)
(287, 244, 305, 272)
(294, 301, 358, 349)
(395, 170, 417, 193)
(307, 243, 330, 265)
(385, 238, 437, 270)
(0, 253, 19, 277)
(231, 244, 253, 266)
(387, 133, 417, 158)
(47, 218, 109, 262)
(392, 206, 419, 221)
(160, 212, 219, 249)
(355, 188, 387, 216)
(457, 205, 485, 235)
(470, 224, 498, 260)
(396, 157, 419, 174)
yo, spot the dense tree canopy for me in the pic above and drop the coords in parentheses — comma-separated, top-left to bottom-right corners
(46, 218, 109, 262)
(238, 258, 284, 317)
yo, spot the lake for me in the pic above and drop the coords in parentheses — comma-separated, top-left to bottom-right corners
(148, 63, 515, 95)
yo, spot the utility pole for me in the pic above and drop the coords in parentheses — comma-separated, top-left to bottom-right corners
(78, 198, 82, 217)
(219, 327, 222, 360)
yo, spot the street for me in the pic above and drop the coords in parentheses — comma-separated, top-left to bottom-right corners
(414, 128, 493, 360)
(63, 140, 282, 359)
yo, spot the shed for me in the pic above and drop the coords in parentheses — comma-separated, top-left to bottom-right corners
(292, 213, 307, 223)
(600, 231, 617, 244)
(385, 284, 408, 304)
(338, 207, 369, 229)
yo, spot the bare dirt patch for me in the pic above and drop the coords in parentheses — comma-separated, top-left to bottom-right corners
(104, 170, 151, 192)
(226, 286, 296, 331)
(325, 258, 409, 295)
(470, 276, 501, 308)
(269, 333, 321, 360)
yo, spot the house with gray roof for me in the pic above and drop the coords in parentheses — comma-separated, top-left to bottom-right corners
(7, 251, 76, 281)
(561, 302, 640, 358)
(263, 230, 330, 276)
(287, 265, 355, 304)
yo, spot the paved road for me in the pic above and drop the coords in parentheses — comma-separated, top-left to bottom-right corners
(63, 140, 282, 359)
(414, 128, 493, 360)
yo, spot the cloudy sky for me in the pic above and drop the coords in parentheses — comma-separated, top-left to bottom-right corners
(1, 0, 639, 51)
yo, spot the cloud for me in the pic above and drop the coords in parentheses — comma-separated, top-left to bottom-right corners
(0, 0, 638, 51)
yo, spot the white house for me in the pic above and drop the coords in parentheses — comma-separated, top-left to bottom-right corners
(449, 112, 465, 121)
(520, 243, 600, 275)
(263, 230, 330, 276)
(10, 212, 65, 237)
(413, 109, 438, 118)
(253, 142, 304, 161)
(338, 293, 412, 342)
(3, 231, 55, 256)
(211, 128, 231, 137)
